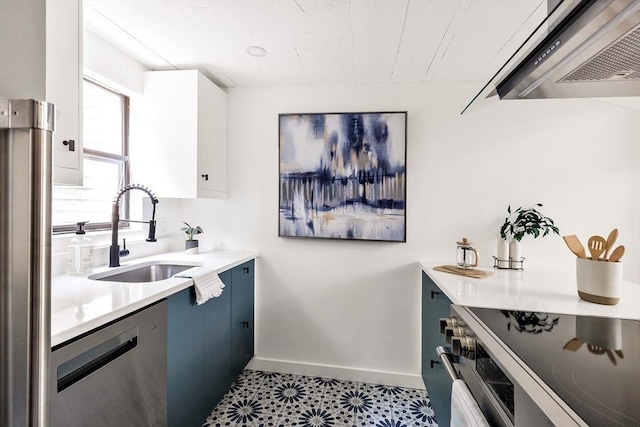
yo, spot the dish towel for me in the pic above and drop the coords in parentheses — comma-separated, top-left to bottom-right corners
(174, 267, 225, 305)
(450, 379, 490, 427)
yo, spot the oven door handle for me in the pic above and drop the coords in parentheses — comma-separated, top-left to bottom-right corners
(436, 346, 460, 382)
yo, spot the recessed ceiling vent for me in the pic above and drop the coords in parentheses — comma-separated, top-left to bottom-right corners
(561, 25, 640, 82)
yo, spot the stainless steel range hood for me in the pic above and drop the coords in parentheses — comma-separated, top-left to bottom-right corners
(462, 0, 640, 114)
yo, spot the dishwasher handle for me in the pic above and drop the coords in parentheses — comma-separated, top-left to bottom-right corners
(57, 327, 138, 392)
(436, 346, 460, 382)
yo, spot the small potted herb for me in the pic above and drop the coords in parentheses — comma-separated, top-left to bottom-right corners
(180, 222, 203, 254)
(500, 204, 560, 242)
(498, 203, 559, 268)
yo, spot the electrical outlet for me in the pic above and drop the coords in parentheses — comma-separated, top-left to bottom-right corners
(157, 217, 168, 235)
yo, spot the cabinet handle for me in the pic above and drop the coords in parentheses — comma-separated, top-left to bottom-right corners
(201, 174, 209, 181)
(242, 267, 250, 274)
(63, 139, 75, 152)
(430, 290, 440, 299)
(242, 321, 250, 329)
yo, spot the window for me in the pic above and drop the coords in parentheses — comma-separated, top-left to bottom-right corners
(52, 79, 133, 233)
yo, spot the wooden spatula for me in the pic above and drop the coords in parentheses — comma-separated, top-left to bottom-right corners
(587, 235, 607, 260)
(608, 245, 625, 262)
(563, 338, 583, 351)
(562, 235, 586, 258)
(603, 228, 618, 260)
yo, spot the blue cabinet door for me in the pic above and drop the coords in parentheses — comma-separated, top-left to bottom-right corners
(204, 270, 232, 410)
(167, 260, 255, 425)
(167, 287, 206, 427)
(230, 260, 255, 378)
(421, 272, 453, 427)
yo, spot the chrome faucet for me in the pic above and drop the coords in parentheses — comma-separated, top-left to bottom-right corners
(109, 184, 159, 267)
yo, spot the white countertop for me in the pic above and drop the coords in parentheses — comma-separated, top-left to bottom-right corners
(420, 262, 640, 320)
(51, 250, 259, 347)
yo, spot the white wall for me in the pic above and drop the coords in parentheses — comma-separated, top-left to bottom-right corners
(83, 28, 148, 95)
(181, 83, 640, 386)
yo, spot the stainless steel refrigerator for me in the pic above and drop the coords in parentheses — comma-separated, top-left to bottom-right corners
(1, 98, 54, 427)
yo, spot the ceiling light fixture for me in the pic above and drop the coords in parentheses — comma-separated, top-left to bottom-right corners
(246, 45, 268, 57)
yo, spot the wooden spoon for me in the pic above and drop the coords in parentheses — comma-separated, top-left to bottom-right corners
(562, 235, 586, 259)
(587, 235, 607, 260)
(608, 245, 625, 262)
(603, 228, 618, 260)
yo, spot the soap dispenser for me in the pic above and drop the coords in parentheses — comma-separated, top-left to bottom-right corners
(68, 221, 94, 275)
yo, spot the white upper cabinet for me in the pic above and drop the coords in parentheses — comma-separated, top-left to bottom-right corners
(137, 70, 227, 199)
(46, 0, 83, 186)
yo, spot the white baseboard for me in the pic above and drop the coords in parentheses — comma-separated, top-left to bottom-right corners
(246, 357, 426, 390)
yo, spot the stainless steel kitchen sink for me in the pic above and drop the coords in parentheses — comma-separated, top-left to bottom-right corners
(89, 261, 198, 283)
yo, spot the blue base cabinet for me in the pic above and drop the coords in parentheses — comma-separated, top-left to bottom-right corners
(167, 286, 207, 427)
(204, 270, 232, 416)
(421, 271, 453, 427)
(167, 260, 255, 427)
(231, 261, 255, 379)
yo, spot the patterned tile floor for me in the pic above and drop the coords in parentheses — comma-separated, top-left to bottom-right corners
(203, 370, 439, 427)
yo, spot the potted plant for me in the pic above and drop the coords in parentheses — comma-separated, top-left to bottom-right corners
(499, 203, 560, 268)
(180, 222, 203, 254)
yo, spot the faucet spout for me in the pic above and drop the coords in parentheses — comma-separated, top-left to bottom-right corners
(109, 184, 159, 267)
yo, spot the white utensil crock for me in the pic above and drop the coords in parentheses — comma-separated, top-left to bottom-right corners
(576, 316, 622, 350)
(576, 257, 622, 305)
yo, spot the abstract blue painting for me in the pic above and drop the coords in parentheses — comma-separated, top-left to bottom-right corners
(279, 112, 406, 242)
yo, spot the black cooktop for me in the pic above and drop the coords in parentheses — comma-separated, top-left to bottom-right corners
(469, 307, 640, 427)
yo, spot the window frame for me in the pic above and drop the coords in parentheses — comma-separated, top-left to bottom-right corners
(52, 78, 131, 234)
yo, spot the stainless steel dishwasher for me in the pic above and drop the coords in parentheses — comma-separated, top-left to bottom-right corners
(50, 300, 167, 427)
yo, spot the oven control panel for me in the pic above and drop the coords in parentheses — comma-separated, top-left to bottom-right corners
(440, 316, 476, 359)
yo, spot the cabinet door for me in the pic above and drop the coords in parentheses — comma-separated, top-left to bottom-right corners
(230, 260, 255, 378)
(167, 288, 205, 427)
(421, 272, 453, 427)
(46, 0, 83, 185)
(197, 72, 227, 199)
(140, 70, 198, 198)
(204, 270, 232, 411)
(140, 70, 227, 199)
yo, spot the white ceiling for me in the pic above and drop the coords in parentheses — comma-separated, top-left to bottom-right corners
(84, 0, 548, 89)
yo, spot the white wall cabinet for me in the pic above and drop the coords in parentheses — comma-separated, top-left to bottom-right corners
(46, 0, 83, 186)
(138, 70, 227, 199)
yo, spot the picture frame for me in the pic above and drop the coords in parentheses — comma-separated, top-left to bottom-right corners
(278, 111, 407, 242)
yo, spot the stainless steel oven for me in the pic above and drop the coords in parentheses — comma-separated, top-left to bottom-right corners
(437, 305, 593, 427)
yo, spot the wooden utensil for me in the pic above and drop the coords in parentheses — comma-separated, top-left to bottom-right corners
(587, 235, 607, 260)
(603, 228, 618, 260)
(587, 344, 605, 355)
(562, 235, 586, 259)
(608, 245, 625, 262)
(563, 338, 583, 351)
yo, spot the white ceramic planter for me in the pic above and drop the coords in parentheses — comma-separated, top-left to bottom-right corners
(576, 316, 622, 349)
(576, 257, 623, 305)
(185, 239, 199, 255)
(497, 239, 509, 268)
(509, 239, 521, 264)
